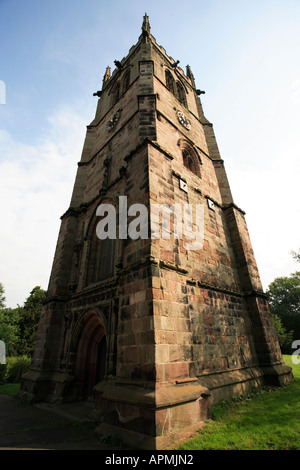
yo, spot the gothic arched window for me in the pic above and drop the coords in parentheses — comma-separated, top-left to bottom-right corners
(87, 224, 115, 285)
(165, 70, 175, 95)
(183, 150, 197, 174)
(111, 82, 120, 107)
(180, 141, 201, 177)
(122, 70, 131, 94)
(177, 81, 187, 107)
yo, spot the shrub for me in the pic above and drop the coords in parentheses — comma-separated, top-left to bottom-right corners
(1, 356, 31, 383)
(0, 364, 6, 384)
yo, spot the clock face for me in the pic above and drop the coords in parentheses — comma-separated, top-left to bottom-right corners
(107, 110, 121, 130)
(176, 110, 191, 130)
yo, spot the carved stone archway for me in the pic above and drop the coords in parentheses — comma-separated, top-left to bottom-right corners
(73, 309, 107, 399)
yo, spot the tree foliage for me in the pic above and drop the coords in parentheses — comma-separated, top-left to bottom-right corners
(271, 313, 294, 353)
(0, 283, 6, 309)
(15, 286, 46, 357)
(0, 284, 20, 355)
(291, 248, 300, 264)
(267, 271, 300, 352)
(0, 285, 46, 357)
(0, 308, 20, 356)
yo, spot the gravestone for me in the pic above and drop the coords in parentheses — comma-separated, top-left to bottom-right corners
(0, 341, 6, 365)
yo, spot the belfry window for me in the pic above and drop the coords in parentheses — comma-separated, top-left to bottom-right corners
(122, 70, 131, 94)
(111, 82, 120, 107)
(181, 144, 201, 177)
(165, 70, 175, 95)
(177, 82, 187, 107)
(183, 150, 196, 173)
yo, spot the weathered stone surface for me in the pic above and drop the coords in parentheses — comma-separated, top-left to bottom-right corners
(20, 15, 293, 449)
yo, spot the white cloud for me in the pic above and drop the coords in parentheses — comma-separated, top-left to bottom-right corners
(1, 3, 299, 308)
(225, 155, 300, 290)
(201, 11, 300, 289)
(0, 106, 89, 307)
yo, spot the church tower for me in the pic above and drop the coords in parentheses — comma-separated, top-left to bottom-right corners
(21, 15, 293, 449)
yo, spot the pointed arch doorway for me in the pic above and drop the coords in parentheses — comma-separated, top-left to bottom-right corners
(73, 309, 107, 399)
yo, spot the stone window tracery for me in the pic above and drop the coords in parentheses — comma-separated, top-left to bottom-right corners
(177, 81, 187, 107)
(165, 70, 175, 95)
(165, 69, 188, 108)
(179, 140, 201, 177)
(122, 70, 131, 94)
(111, 82, 120, 107)
(87, 222, 115, 285)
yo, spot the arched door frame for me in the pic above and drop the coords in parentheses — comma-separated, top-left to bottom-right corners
(72, 308, 108, 398)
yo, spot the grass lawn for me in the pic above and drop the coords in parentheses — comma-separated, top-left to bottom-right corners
(177, 355, 300, 450)
(0, 357, 299, 450)
(0, 383, 20, 396)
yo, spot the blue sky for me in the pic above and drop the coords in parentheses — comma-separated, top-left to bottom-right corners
(0, 0, 299, 307)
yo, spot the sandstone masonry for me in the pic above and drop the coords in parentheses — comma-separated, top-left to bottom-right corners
(20, 15, 293, 450)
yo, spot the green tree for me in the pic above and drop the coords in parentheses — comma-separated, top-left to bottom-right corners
(0, 285, 21, 356)
(0, 283, 6, 309)
(271, 313, 294, 353)
(0, 308, 20, 356)
(267, 272, 300, 349)
(16, 286, 46, 357)
(291, 248, 300, 264)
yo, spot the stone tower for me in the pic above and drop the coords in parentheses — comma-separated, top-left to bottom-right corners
(21, 15, 293, 449)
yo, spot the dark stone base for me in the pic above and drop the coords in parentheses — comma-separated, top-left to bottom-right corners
(20, 361, 293, 450)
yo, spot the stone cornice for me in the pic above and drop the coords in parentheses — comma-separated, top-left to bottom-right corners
(61, 138, 247, 222)
(222, 202, 246, 216)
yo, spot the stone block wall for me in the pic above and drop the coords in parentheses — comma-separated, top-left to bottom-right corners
(21, 20, 293, 447)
